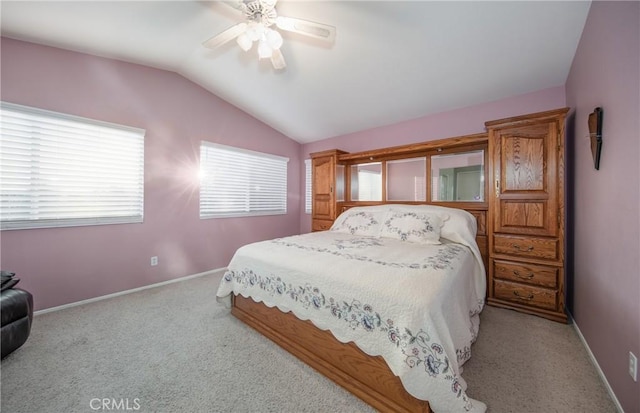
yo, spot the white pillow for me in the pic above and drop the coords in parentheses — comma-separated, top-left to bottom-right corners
(387, 204, 477, 244)
(330, 207, 385, 236)
(378, 208, 446, 244)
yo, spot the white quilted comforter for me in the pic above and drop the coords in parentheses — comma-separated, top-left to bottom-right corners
(217, 223, 487, 412)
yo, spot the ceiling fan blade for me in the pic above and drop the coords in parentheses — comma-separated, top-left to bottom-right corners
(270, 48, 286, 70)
(275, 16, 336, 43)
(202, 22, 248, 49)
(220, 1, 245, 12)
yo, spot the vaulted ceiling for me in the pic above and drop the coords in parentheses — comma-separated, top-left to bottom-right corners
(1, 1, 591, 143)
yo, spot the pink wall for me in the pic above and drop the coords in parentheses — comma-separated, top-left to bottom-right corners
(565, 2, 640, 411)
(300, 86, 566, 231)
(0, 38, 302, 311)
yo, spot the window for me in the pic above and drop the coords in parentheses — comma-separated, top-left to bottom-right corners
(0, 102, 145, 230)
(305, 159, 311, 214)
(199, 142, 288, 218)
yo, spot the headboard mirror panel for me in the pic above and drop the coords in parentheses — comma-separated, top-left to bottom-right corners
(387, 157, 427, 202)
(431, 149, 485, 202)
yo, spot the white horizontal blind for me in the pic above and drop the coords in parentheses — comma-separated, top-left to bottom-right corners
(0, 102, 145, 230)
(200, 141, 288, 218)
(305, 159, 311, 214)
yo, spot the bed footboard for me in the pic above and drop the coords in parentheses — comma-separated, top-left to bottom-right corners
(231, 294, 431, 413)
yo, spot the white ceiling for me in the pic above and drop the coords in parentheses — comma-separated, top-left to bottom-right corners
(1, 1, 591, 143)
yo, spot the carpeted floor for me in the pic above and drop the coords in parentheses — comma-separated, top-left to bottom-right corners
(1, 272, 618, 413)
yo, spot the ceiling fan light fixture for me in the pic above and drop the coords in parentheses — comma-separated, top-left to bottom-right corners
(266, 28, 283, 50)
(202, 0, 336, 71)
(236, 33, 253, 51)
(246, 22, 265, 42)
(258, 39, 273, 59)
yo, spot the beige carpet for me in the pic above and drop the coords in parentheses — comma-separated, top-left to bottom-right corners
(1, 272, 617, 413)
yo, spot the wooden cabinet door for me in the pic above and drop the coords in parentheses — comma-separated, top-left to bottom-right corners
(491, 120, 559, 237)
(312, 155, 336, 221)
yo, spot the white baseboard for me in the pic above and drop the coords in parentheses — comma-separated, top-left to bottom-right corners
(34, 267, 227, 316)
(569, 312, 625, 413)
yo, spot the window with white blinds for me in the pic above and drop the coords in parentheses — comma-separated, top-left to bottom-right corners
(305, 159, 311, 214)
(199, 141, 288, 218)
(0, 102, 145, 230)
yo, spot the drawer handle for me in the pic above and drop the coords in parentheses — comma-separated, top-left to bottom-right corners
(513, 270, 534, 280)
(512, 244, 534, 252)
(513, 291, 535, 301)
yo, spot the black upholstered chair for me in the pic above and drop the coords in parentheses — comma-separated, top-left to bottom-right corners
(1, 287, 33, 359)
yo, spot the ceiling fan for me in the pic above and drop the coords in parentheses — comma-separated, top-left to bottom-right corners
(203, 0, 336, 70)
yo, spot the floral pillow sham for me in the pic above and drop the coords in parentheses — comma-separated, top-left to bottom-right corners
(330, 208, 385, 236)
(378, 209, 447, 244)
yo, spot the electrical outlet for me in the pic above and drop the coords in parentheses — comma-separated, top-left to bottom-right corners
(150, 256, 158, 266)
(630, 352, 638, 382)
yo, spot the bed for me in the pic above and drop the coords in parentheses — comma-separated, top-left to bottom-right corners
(216, 204, 487, 412)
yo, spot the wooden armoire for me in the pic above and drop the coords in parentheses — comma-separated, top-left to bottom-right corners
(485, 108, 569, 323)
(310, 149, 346, 232)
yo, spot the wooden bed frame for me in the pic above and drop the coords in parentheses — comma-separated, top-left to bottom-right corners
(232, 294, 432, 412)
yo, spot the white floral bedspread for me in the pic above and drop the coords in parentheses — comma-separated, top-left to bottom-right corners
(216, 231, 487, 413)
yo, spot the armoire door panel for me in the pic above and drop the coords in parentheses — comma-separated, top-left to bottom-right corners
(313, 158, 333, 197)
(314, 198, 332, 218)
(497, 200, 556, 236)
(501, 135, 545, 192)
(493, 122, 558, 236)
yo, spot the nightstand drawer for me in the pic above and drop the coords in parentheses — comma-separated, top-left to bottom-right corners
(312, 219, 333, 232)
(493, 234, 558, 260)
(493, 279, 557, 311)
(493, 260, 558, 288)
